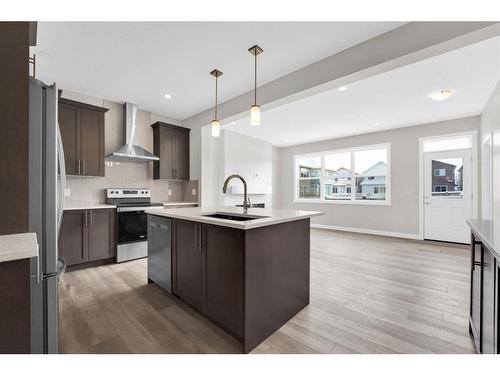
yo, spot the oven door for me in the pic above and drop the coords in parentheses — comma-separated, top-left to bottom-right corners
(117, 208, 148, 244)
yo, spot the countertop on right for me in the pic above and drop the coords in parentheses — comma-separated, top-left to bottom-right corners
(467, 218, 500, 260)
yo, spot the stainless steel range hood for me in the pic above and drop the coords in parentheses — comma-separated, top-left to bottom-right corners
(106, 102, 159, 162)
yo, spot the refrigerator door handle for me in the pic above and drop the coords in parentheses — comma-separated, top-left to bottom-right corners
(36, 251, 41, 284)
(56, 115, 66, 235)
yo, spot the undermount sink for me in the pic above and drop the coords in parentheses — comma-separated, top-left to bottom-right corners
(202, 212, 268, 221)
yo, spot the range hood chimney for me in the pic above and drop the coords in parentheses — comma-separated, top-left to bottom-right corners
(105, 102, 159, 162)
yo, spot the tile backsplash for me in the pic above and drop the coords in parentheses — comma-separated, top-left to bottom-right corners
(65, 162, 198, 205)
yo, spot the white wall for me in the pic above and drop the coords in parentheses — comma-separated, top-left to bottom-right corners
(201, 129, 274, 208)
(480, 80, 500, 221)
(277, 116, 479, 238)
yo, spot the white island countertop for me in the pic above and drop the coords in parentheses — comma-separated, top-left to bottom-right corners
(0, 232, 39, 263)
(145, 206, 323, 230)
(64, 203, 116, 211)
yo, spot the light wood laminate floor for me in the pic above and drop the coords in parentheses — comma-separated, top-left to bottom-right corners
(59, 229, 476, 354)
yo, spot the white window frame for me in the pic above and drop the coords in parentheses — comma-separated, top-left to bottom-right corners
(293, 143, 391, 206)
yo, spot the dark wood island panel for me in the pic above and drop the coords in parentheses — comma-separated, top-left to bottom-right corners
(244, 218, 310, 353)
(170, 216, 311, 353)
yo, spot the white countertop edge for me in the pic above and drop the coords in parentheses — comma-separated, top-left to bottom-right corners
(467, 218, 500, 260)
(163, 202, 199, 206)
(145, 207, 323, 230)
(0, 232, 39, 263)
(64, 204, 116, 211)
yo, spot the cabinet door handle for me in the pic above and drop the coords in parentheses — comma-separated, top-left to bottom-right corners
(82, 159, 86, 175)
(77, 160, 81, 174)
(84, 210, 88, 227)
(89, 211, 92, 225)
(172, 167, 174, 179)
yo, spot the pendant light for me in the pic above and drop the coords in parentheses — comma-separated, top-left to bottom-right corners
(210, 69, 223, 137)
(248, 45, 263, 126)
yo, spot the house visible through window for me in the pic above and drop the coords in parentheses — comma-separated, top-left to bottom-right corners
(297, 155, 321, 199)
(433, 185, 448, 192)
(434, 168, 446, 177)
(295, 144, 390, 204)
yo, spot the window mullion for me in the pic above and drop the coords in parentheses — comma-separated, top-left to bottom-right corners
(351, 151, 355, 201)
(320, 153, 325, 201)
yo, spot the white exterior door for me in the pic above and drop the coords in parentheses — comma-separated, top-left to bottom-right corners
(424, 149, 472, 244)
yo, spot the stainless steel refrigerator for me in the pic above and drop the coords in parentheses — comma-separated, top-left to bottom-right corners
(29, 78, 66, 354)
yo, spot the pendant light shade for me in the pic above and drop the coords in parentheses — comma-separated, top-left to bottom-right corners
(210, 69, 223, 137)
(250, 104, 260, 126)
(248, 45, 263, 126)
(211, 120, 220, 137)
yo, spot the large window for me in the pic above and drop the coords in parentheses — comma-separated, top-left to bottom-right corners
(294, 144, 390, 205)
(296, 155, 321, 199)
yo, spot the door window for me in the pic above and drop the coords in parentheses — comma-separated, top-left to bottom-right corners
(430, 158, 464, 198)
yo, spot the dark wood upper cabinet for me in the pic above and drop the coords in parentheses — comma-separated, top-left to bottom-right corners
(58, 97, 108, 177)
(58, 209, 116, 267)
(58, 102, 80, 176)
(173, 219, 203, 310)
(151, 122, 190, 180)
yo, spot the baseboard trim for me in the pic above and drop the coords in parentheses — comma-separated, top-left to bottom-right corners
(310, 223, 422, 240)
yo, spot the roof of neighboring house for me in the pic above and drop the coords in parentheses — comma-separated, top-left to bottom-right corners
(360, 176, 386, 186)
(432, 160, 457, 171)
(361, 161, 387, 175)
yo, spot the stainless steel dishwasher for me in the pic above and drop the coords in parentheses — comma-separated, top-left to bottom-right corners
(147, 215, 171, 293)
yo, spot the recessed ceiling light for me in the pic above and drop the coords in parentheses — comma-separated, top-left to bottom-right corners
(337, 86, 347, 92)
(164, 94, 172, 99)
(372, 122, 380, 126)
(429, 89, 454, 101)
(231, 121, 236, 125)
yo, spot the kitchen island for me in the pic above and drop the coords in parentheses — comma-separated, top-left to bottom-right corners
(145, 206, 322, 353)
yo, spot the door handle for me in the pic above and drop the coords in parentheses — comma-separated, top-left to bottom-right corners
(89, 210, 92, 225)
(82, 159, 86, 175)
(84, 210, 88, 226)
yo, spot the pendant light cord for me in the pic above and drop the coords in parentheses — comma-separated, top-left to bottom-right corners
(215, 75, 218, 120)
(254, 52, 257, 105)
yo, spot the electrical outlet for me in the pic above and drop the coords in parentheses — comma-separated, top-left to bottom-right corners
(168, 189, 172, 196)
(64, 188, 71, 197)
(191, 188, 197, 196)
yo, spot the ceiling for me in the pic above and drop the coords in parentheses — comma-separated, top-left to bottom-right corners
(223, 36, 500, 147)
(33, 22, 405, 120)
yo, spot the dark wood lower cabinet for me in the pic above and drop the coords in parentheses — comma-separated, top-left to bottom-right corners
(203, 224, 245, 338)
(172, 220, 203, 310)
(469, 231, 499, 354)
(170, 217, 310, 353)
(59, 208, 116, 267)
(88, 209, 116, 261)
(0, 258, 31, 353)
(58, 210, 88, 265)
